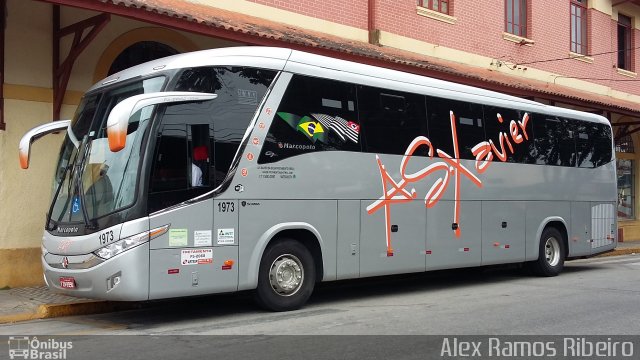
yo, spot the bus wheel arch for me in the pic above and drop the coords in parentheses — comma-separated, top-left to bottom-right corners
(529, 220, 567, 276)
(250, 225, 324, 311)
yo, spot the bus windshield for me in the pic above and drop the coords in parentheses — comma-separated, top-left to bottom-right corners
(50, 77, 165, 224)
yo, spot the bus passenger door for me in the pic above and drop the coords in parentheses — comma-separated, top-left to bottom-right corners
(146, 120, 238, 299)
(360, 200, 426, 277)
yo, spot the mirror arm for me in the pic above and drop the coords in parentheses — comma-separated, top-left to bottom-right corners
(19, 120, 71, 169)
(106, 91, 217, 152)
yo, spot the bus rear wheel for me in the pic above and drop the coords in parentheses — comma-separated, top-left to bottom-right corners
(529, 227, 565, 277)
(254, 239, 315, 311)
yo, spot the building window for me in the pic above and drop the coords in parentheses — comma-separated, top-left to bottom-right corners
(418, 0, 450, 15)
(618, 159, 635, 220)
(618, 14, 633, 71)
(505, 0, 527, 37)
(616, 133, 635, 220)
(570, 0, 588, 55)
(616, 133, 635, 153)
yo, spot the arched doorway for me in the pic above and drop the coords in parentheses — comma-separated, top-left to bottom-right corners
(107, 41, 179, 75)
(94, 27, 200, 82)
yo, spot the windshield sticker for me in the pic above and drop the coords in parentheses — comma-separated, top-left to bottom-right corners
(169, 229, 188, 247)
(257, 165, 296, 180)
(71, 196, 81, 214)
(278, 112, 359, 144)
(367, 111, 530, 257)
(217, 229, 235, 245)
(194, 230, 212, 247)
(181, 249, 213, 265)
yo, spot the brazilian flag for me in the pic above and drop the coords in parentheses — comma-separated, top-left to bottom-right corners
(278, 112, 327, 143)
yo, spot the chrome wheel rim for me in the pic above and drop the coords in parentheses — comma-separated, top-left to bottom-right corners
(269, 254, 304, 296)
(544, 236, 561, 267)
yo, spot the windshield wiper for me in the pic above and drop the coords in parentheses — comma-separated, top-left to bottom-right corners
(47, 150, 75, 227)
(74, 134, 94, 229)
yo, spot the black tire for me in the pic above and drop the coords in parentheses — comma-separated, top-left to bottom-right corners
(528, 227, 565, 277)
(254, 239, 316, 311)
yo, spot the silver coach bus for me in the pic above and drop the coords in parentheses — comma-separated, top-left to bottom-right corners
(20, 47, 616, 311)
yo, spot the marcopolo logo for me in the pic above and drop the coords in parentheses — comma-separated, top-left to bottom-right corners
(8, 336, 73, 359)
(56, 226, 79, 234)
(277, 142, 316, 150)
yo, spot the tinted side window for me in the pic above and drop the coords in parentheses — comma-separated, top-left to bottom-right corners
(452, 102, 485, 159)
(148, 116, 216, 211)
(71, 94, 101, 140)
(259, 75, 360, 164)
(148, 123, 190, 212)
(358, 86, 427, 155)
(593, 123, 613, 167)
(149, 67, 275, 212)
(175, 66, 276, 182)
(426, 97, 484, 159)
(483, 107, 535, 163)
(575, 120, 613, 168)
(533, 116, 576, 166)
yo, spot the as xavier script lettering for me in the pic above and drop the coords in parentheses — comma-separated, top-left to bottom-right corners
(366, 111, 530, 256)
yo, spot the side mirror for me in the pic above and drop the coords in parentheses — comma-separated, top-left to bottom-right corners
(19, 120, 71, 169)
(107, 92, 217, 152)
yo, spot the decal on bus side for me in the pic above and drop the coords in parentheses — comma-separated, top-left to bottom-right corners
(278, 112, 360, 144)
(367, 111, 530, 256)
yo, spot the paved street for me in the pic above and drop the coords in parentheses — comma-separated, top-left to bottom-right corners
(1, 255, 639, 336)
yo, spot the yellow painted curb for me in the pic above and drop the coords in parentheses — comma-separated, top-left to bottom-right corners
(0, 301, 142, 324)
(0, 311, 41, 324)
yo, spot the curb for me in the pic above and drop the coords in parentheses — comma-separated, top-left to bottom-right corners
(0, 301, 142, 324)
(0, 311, 41, 324)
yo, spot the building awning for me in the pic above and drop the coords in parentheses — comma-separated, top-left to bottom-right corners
(41, 0, 640, 117)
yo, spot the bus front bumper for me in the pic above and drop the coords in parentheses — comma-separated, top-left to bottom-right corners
(42, 243, 149, 301)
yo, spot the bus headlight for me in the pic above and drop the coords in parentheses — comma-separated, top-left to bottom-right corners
(93, 225, 169, 260)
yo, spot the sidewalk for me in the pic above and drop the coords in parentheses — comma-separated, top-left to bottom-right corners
(1, 241, 639, 325)
(0, 287, 141, 324)
(595, 239, 640, 257)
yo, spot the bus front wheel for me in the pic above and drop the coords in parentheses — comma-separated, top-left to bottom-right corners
(529, 227, 565, 277)
(255, 239, 315, 311)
